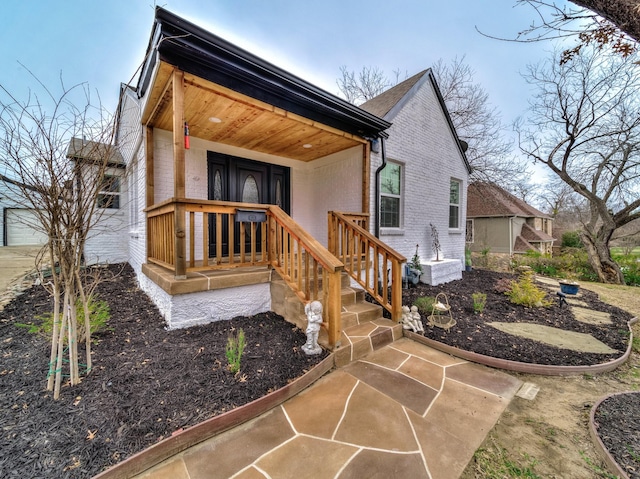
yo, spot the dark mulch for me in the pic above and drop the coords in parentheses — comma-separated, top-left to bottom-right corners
(0, 264, 327, 478)
(396, 268, 633, 366)
(594, 393, 640, 479)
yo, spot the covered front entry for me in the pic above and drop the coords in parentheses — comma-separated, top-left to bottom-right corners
(207, 152, 290, 256)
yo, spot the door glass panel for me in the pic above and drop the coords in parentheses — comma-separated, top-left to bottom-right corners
(213, 170, 222, 200)
(242, 175, 259, 203)
(275, 179, 282, 207)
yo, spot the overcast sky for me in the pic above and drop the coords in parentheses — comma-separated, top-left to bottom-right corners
(0, 0, 572, 180)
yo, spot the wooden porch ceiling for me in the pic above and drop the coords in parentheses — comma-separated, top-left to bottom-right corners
(142, 62, 366, 162)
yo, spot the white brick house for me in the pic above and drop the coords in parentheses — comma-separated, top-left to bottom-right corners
(361, 71, 472, 284)
(104, 8, 470, 334)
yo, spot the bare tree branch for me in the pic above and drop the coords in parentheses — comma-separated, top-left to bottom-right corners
(517, 44, 640, 283)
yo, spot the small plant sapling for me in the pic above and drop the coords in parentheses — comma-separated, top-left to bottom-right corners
(472, 292, 487, 314)
(226, 328, 246, 375)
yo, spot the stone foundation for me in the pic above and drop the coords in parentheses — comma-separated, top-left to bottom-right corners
(420, 258, 462, 286)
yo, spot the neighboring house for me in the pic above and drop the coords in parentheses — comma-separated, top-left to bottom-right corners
(105, 8, 470, 346)
(466, 182, 554, 255)
(0, 174, 47, 247)
(67, 138, 129, 264)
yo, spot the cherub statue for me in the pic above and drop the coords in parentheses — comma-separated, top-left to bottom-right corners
(302, 300, 323, 355)
(410, 305, 424, 332)
(400, 305, 413, 330)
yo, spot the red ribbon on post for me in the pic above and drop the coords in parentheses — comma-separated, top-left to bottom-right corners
(184, 121, 190, 150)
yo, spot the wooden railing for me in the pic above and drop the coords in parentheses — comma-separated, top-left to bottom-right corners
(145, 199, 344, 349)
(328, 211, 406, 321)
(268, 206, 344, 348)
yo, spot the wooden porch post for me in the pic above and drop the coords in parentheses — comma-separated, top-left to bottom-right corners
(327, 270, 342, 349)
(173, 69, 187, 279)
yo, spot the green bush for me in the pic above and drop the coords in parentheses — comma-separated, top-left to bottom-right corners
(505, 271, 552, 308)
(472, 292, 487, 314)
(413, 296, 436, 315)
(612, 253, 640, 286)
(561, 231, 584, 248)
(17, 296, 111, 343)
(512, 249, 597, 282)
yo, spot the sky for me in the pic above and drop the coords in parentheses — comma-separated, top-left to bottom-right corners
(0, 0, 572, 179)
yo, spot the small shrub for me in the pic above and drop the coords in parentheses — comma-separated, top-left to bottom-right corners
(226, 328, 246, 374)
(505, 271, 552, 308)
(20, 296, 111, 343)
(410, 244, 423, 272)
(472, 292, 487, 314)
(561, 231, 583, 249)
(414, 296, 436, 316)
(613, 253, 640, 286)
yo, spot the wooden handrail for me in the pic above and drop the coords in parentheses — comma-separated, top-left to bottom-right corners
(328, 211, 406, 321)
(267, 205, 343, 348)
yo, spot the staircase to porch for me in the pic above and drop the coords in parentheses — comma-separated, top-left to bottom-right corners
(271, 270, 402, 367)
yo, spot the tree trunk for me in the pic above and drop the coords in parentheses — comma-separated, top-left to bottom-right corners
(570, 0, 640, 43)
(580, 231, 625, 284)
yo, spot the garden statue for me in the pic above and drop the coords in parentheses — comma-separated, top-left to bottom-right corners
(302, 300, 323, 355)
(401, 305, 423, 333)
(410, 305, 425, 332)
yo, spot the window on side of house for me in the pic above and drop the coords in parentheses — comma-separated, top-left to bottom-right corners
(465, 219, 474, 243)
(379, 161, 403, 229)
(98, 174, 121, 209)
(449, 179, 461, 229)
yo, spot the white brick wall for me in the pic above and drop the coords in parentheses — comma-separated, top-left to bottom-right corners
(370, 75, 470, 269)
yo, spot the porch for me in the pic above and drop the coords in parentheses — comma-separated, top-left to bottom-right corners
(143, 198, 406, 354)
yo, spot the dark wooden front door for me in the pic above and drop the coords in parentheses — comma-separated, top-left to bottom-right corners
(207, 152, 289, 257)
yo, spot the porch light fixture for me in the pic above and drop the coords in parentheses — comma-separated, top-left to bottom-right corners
(208, 117, 222, 123)
(303, 143, 313, 148)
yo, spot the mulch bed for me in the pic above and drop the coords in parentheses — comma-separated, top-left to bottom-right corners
(594, 393, 640, 479)
(396, 269, 633, 366)
(0, 264, 327, 478)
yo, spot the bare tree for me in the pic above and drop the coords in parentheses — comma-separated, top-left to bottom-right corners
(0, 78, 120, 399)
(485, 1, 638, 62)
(517, 44, 640, 283)
(336, 66, 393, 105)
(431, 57, 527, 188)
(338, 59, 527, 189)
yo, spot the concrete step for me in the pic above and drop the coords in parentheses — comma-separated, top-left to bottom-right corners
(333, 318, 403, 368)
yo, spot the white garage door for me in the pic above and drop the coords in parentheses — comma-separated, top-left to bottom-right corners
(6, 209, 48, 246)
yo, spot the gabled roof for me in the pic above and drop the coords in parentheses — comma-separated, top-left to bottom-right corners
(467, 182, 551, 219)
(137, 7, 390, 140)
(520, 222, 554, 242)
(360, 69, 471, 173)
(67, 138, 124, 167)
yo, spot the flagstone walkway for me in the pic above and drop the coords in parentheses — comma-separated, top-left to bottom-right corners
(133, 338, 522, 479)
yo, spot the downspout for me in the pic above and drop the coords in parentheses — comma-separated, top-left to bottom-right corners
(374, 136, 387, 238)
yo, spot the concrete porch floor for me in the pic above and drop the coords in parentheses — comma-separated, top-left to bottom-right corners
(133, 338, 522, 479)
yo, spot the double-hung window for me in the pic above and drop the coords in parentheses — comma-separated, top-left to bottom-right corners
(97, 174, 121, 209)
(449, 179, 461, 229)
(379, 162, 403, 229)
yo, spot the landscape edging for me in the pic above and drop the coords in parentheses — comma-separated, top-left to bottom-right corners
(92, 354, 335, 479)
(589, 391, 638, 479)
(404, 316, 637, 376)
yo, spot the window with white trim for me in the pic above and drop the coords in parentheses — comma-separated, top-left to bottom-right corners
(449, 179, 461, 229)
(379, 161, 403, 229)
(97, 174, 121, 209)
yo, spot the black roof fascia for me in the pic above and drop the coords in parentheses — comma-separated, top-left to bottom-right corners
(139, 7, 390, 139)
